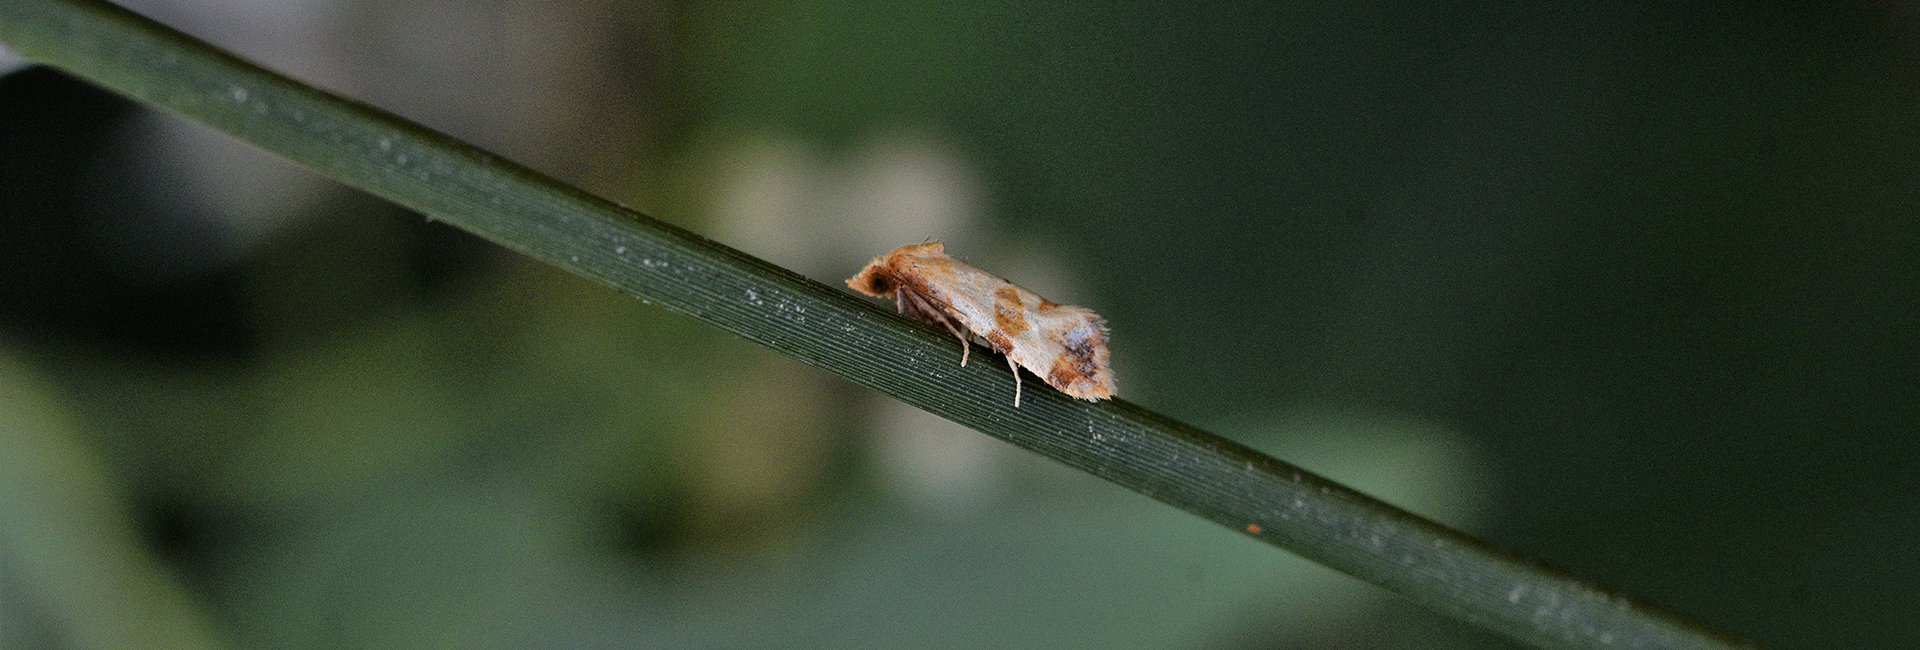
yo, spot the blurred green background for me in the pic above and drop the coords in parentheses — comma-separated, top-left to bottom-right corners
(2, 1, 1915, 648)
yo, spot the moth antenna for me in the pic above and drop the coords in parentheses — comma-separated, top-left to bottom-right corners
(1007, 355, 1022, 407)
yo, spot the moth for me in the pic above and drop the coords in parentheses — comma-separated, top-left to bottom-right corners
(847, 242, 1115, 406)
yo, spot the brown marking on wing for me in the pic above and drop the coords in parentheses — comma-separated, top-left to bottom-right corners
(982, 330, 1016, 354)
(992, 286, 1031, 336)
(1059, 325, 1104, 369)
(1048, 319, 1113, 399)
(1046, 359, 1096, 398)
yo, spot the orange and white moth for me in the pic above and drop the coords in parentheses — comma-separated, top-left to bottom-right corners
(846, 242, 1115, 406)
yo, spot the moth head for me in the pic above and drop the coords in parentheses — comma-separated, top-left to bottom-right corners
(846, 241, 948, 297)
(846, 256, 898, 296)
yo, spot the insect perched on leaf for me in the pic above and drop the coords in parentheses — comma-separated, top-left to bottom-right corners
(847, 242, 1115, 406)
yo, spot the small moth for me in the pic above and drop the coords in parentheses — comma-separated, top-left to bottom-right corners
(847, 242, 1115, 406)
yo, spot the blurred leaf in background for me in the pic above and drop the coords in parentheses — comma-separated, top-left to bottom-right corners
(2, 1, 1917, 649)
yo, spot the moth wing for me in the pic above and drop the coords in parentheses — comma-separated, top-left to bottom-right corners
(895, 255, 1010, 342)
(1024, 304, 1115, 400)
(989, 288, 1067, 372)
(888, 251, 1116, 402)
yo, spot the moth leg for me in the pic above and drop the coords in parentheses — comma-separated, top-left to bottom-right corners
(897, 289, 972, 366)
(1006, 354, 1022, 407)
(933, 313, 971, 367)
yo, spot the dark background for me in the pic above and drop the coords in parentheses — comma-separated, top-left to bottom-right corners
(2, 2, 1914, 648)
